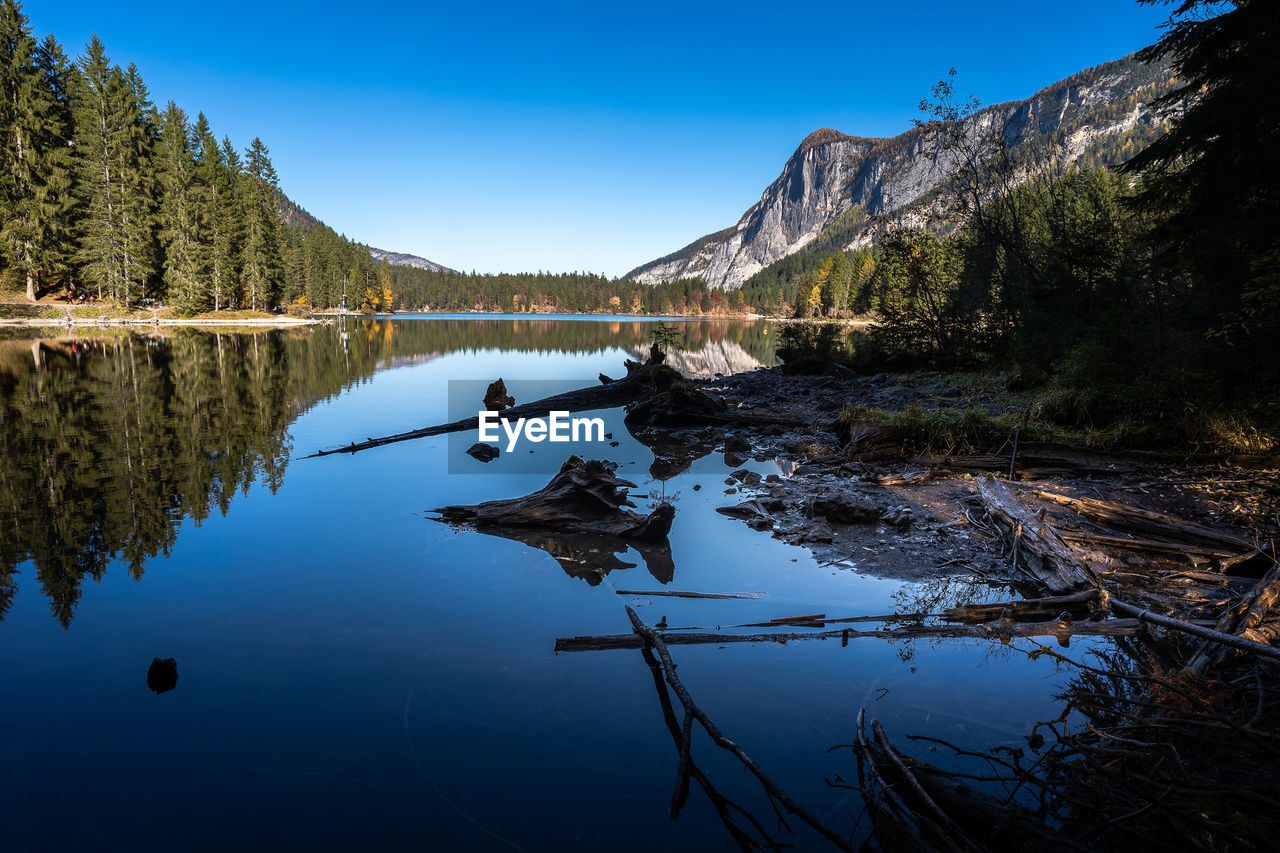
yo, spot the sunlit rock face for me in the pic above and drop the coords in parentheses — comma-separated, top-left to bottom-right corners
(626, 55, 1173, 290)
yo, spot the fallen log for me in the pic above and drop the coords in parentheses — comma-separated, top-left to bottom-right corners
(1057, 529, 1234, 558)
(976, 475, 1100, 593)
(310, 364, 801, 458)
(1031, 489, 1255, 552)
(1185, 562, 1280, 674)
(307, 369, 653, 457)
(942, 590, 1108, 624)
(613, 589, 760, 600)
(554, 617, 1142, 652)
(1109, 599, 1280, 664)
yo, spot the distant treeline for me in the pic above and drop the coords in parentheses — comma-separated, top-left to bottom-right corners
(384, 269, 750, 315)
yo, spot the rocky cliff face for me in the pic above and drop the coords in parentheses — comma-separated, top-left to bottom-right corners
(626, 55, 1174, 290)
(367, 247, 455, 273)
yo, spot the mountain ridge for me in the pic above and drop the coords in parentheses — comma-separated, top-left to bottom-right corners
(625, 54, 1175, 290)
(275, 194, 454, 274)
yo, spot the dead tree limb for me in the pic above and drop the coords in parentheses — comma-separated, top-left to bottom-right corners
(1030, 489, 1255, 552)
(556, 617, 1142, 653)
(1109, 599, 1280, 664)
(625, 605, 857, 852)
(976, 475, 1100, 592)
(637, 645, 787, 850)
(306, 372, 654, 457)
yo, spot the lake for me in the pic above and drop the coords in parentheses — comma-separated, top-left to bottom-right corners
(1, 316, 1091, 851)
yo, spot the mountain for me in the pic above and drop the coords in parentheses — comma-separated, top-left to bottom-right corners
(275, 193, 454, 274)
(625, 55, 1175, 290)
(367, 247, 455, 273)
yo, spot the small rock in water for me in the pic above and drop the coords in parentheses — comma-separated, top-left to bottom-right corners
(483, 378, 515, 410)
(147, 657, 178, 694)
(466, 442, 500, 463)
(692, 484, 702, 491)
(609, 441, 620, 447)
(724, 434, 751, 454)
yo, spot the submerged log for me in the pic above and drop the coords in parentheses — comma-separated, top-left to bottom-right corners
(434, 456, 674, 542)
(554, 617, 1142, 652)
(976, 475, 1100, 593)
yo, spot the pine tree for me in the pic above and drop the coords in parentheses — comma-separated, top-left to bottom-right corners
(212, 135, 244, 310)
(116, 62, 157, 303)
(0, 0, 74, 300)
(71, 36, 126, 300)
(241, 136, 282, 311)
(30, 34, 77, 289)
(156, 101, 203, 312)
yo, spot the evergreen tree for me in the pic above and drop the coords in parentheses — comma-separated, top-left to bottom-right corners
(30, 34, 77, 290)
(115, 62, 157, 303)
(71, 36, 126, 300)
(0, 0, 74, 300)
(156, 101, 203, 311)
(212, 135, 244, 310)
(241, 136, 282, 310)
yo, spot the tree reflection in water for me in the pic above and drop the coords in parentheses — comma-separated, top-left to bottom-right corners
(0, 317, 775, 625)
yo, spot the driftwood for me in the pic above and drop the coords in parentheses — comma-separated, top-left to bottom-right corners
(310, 363, 799, 458)
(1109, 599, 1280, 664)
(434, 456, 673, 541)
(625, 605, 857, 852)
(1030, 488, 1255, 552)
(307, 369, 655, 457)
(942, 590, 1109, 624)
(554, 617, 1142, 652)
(614, 589, 760, 600)
(1183, 561, 1280, 674)
(1057, 529, 1234, 558)
(851, 715, 1081, 853)
(636, 643, 791, 848)
(976, 475, 1100, 593)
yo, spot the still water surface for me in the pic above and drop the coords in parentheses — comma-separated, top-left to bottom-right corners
(1, 317, 1084, 851)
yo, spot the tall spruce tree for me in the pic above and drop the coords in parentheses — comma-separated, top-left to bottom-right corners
(31, 34, 77, 290)
(72, 35, 125, 300)
(241, 136, 282, 311)
(115, 62, 157, 303)
(211, 135, 244, 309)
(156, 101, 203, 312)
(0, 0, 74, 300)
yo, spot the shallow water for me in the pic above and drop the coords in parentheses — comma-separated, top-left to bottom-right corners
(1, 317, 1092, 851)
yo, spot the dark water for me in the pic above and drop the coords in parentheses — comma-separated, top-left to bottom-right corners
(1, 317, 1089, 851)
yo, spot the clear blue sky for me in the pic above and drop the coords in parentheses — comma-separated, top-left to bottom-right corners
(27, 0, 1172, 277)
